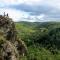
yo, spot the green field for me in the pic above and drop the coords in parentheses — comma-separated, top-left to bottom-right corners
(15, 22, 60, 60)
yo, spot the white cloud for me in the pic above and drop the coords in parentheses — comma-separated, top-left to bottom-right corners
(0, 0, 60, 9)
(0, 0, 23, 5)
(0, 8, 44, 22)
(24, 0, 43, 5)
(0, 8, 30, 22)
(0, 0, 60, 8)
(0, 0, 43, 6)
(0, 7, 58, 22)
(0, 0, 60, 22)
(37, 14, 45, 19)
(44, 0, 60, 9)
(21, 14, 46, 22)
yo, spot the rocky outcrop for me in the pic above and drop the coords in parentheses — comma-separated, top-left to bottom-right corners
(1, 40, 19, 60)
(0, 14, 27, 60)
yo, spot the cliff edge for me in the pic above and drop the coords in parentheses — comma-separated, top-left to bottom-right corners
(0, 14, 27, 60)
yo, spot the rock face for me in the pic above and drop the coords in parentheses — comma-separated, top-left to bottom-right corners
(1, 41, 19, 60)
(0, 14, 27, 60)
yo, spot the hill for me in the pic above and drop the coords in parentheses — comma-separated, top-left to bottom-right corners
(15, 22, 60, 60)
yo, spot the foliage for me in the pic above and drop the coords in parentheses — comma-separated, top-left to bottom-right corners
(16, 22, 60, 60)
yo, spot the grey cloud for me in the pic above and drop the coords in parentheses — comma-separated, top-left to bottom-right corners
(9, 3, 60, 22)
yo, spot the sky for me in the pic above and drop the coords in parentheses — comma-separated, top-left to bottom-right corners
(0, 0, 60, 22)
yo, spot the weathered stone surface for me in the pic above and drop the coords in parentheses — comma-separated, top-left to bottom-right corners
(0, 14, 27, 60)
(1, 41, 19, 60)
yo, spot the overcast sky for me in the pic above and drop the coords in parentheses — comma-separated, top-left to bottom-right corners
(0, 0, 60, 22)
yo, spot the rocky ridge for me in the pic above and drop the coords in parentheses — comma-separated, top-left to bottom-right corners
(0, 14, 27, 60)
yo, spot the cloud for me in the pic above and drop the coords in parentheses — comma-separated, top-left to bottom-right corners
(10, 3, 60, 19)
(0, 0, 23, 5)
(0, 0, 43, 6)
(45, 0, 60, 9)
(21, 14, 46, 22)
(0, 0, 60, 22)
(0, 0, 60, 9)
(0, 8, 29, 22)
(0, 8, 45, 22)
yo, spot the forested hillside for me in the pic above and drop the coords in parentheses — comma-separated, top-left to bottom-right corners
(16, 22, 60, 60)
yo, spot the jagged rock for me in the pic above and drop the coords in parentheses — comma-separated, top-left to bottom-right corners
(0, 15, 27, 60)
(14, 39, 27, 56)
(0, 40, 19, 60)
